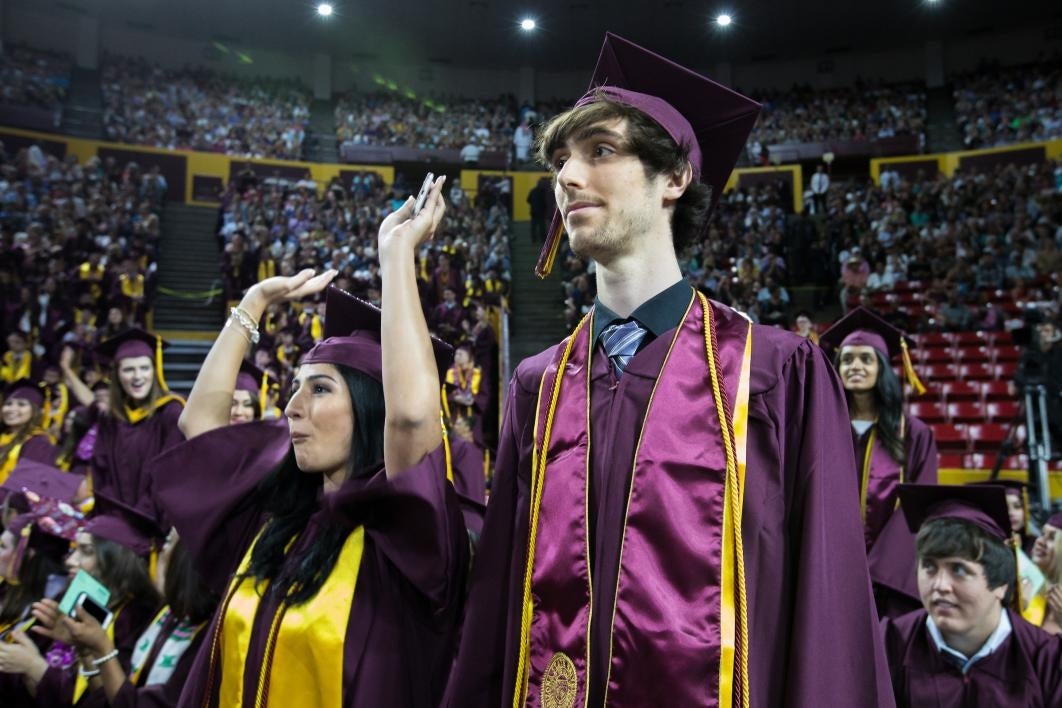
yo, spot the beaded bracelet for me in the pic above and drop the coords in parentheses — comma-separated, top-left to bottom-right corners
(92, 648, 120, 667)
(229, 307, 261, 344)
(78, 664, 101, 678)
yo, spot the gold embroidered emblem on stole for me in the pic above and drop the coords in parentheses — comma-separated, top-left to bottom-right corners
(542, 652, 578, 708)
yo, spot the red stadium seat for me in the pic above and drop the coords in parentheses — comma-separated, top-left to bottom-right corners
(932, 424, 969, 454)
(982, 331, 1013, 346)
(920, 347, 955, 365)
(981, 381, 1013, 402)
(940, 381, 981, 403)
(958, 363, 994, 381)
(992, 345, 1021, 363)
(950, 332, 986, 347)
(953, 347, 991, 364)
(914, 332, 952, 348)
(938, 454, 965, 468)
(947, 402, 985, 424)
(993, 362, 1019, 380)
(986, 401, 1020, 423)
(963, 454, 1027, 469)
(923, 364, 959, 381)
(910, 401, 947, 424)
(966, 424, 1008, 453)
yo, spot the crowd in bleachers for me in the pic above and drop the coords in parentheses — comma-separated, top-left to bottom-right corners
(743, 82, 927, 162)
(0, 142, 164, 376)
(0, 46, 71, 126)
(101, 55, 310, 159)
(952, 61, 1062, 150)
(214, 169, 510, 433)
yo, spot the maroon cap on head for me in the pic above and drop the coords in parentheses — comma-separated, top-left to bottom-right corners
(0, 459, 83, 511)
(1045, 511, 1062, 530)
(897, 483, 1012, 542)
(235, 360, 271, 395)
(536, 32, 761, 278)
(819, 306, 912, 360)
(300, 286, 453, 380)
(84, 495, 164, 557)
(4, 379, 44, 408)
(6, 510, 75, 574)
(96, 328, 167, 364)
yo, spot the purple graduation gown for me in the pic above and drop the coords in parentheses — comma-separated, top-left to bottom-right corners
(92, 400, 184, 506)
(445, 307, 895, 707)
(881, 609, 1062, 707)
(859, 416, 939, 619)
(149, 419, 468, 708)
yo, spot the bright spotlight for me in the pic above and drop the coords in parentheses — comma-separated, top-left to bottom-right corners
(520, 18, 536, 31)
(317, 3, 334, 17)
(716, 13, 732, 27)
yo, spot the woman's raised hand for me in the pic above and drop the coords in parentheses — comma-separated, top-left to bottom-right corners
(241, 268, 337, 319)
(378, 175, 446, 263)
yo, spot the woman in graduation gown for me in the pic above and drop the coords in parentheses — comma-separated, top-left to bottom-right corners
(0, 511, 69, 636)
(149, 176, 470, 708)
(821, 307, 939, 618)
(881, 484, 1062, 707)
(0, 380, 58, 483)
(60, 330, 184, 506)
(1029, 511, 1062, 633)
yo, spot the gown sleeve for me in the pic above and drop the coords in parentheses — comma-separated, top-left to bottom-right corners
(148, 419, 290, 595)
(775, 340, 898, 707)
(904, 416, 938, 485)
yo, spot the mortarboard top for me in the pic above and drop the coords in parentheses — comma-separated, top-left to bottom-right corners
(968, 479, 1027, 497)
(235, 360, 272, 395)
(7, 509, 76, 569)
(4, 378, 44, 407)
(96, 328, 170, 390)
(83, 494, 165, 558)
(1, 459, 83, 510)
(301, 286, 453, 381)
(1045, 511, 1062, 529)
(536, 32, 761, 278)
(819, 306, 927, 395)
(897, 483, 1011, 542)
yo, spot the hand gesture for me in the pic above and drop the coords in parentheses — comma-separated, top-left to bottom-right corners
(60, 605, 113, 656)
(0, 632, 45, 676)
(60, 345, 76, 371)
(242, 268, 337, 316)
(378, 176, 446, 264)
(30, 599, 75, 646)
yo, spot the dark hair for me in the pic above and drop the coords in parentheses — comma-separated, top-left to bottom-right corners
(56, 408, 94, 466)
(163, 539, 217, 624)
(0, 542, 65, 624)
(536, 95, 714, 252)
(246, 364, 385, 605)
(93, 536, 161, 609)
(837, 349, 905, 463)
(916, 518, 1016, 605)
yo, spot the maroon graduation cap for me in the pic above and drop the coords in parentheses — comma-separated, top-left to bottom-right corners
(96, 328, 171, 391)
(897, 483, 1011, 542)
(301, 286, 453, 381)
(4, 378, 44, 407)
(0, 459, 84, 512)
(536, 32, 761, 278)
(83, 494, 166, 558)
(819, 306, 927, 395)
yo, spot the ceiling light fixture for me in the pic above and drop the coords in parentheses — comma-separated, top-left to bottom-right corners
(520, 18, 537, 31)
(716, 13, 733, 27)
(317, 3, 334, 17)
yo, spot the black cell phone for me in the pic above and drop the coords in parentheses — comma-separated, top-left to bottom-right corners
(75, 593, 114, 629)
(413, 172, 435, 216)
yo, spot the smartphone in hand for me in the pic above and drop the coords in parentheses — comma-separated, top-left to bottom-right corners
(75, 593, 114, 630)
(413, 172, 435, 216)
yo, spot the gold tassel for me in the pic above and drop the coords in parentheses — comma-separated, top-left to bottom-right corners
(533, 217, 565, 279)
(259, 372, 269, 416)
(154, 335, 168, 392)
(440, 413, 453, 483)
(900, 339, 926, 395)
(149, 542, 159, 584)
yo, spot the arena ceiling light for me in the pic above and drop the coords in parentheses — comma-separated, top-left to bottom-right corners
(317, 2, 334, 17)
(520, 18, 537, 31)
(715, 13, 733, 27)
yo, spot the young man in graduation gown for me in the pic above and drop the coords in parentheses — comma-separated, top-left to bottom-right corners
(882, 484, 1062, 707)
(445, 33, 894, 708)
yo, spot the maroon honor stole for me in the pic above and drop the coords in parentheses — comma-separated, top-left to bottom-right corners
(514, 292, 754, 708)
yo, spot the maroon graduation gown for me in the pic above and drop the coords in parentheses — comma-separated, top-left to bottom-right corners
(92, 400, 184, 506)
(445, 308, 895, 707)
(859, 416, 939, 619)
(149, 419, 469, 708)
(881, 609, 1062, 707)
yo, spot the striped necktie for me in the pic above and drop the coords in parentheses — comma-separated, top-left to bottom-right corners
(601, 319, 647, 378)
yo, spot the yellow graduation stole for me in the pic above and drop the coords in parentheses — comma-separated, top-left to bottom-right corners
(257, 259, 277, 282)
(210, 524, 364, 707)
(124, 394, 185, 425)
(0, 430, 53, 484)
(1, 351, 32, 382)
(120, 273, 146, 298)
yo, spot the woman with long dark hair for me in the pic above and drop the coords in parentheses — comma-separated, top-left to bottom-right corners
(821, 307, 939, 618)
(149, 176, 469, 706)
(0, 512, 68, 635)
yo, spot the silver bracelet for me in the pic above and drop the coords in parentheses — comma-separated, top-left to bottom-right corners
(229, 307, 261, 344)
(78, 663, 101, 678)
(92, 648, 120, 667)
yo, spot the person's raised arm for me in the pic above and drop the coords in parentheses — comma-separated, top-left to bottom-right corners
(59, 346, 94, 407)
(178, 269, 335, 439)
(379, 176, 447, 477)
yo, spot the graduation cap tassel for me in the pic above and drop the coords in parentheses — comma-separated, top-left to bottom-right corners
(534, 217, 565, 279)
(7, 524, 33, 585)
(1011, 534, 1024, 614)
(260, 372, 269, 416)
(154, 335, 169, 392)
(149, 542, 159, 585)
(441, 413, 454, 484)
(900, 339, 926, 396)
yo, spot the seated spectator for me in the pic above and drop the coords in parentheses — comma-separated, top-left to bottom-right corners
(952, 61, 1062, 149)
